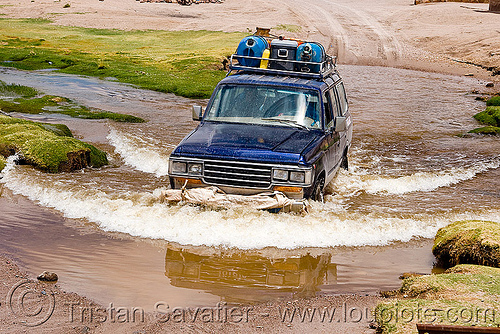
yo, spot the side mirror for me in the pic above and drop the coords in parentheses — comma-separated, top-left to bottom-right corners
(192, 105, 203, 121)
(335, 116, 347, 132)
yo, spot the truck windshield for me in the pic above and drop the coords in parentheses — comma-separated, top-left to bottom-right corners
(204, 85, 322, 129)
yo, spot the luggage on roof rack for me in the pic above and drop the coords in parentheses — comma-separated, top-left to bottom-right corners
(269, 39, 298, 71)
(229, 35, 336, 79)
(235, 36, 268, 68)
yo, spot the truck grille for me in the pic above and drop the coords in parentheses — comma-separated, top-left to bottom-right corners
(203, 160, 272, 189)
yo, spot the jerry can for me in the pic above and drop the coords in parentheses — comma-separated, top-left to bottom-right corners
(296, 42, 326, 73)
(235, 36, 269, 67)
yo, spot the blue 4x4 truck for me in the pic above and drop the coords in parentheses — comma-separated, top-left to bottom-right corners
(168, 33, 353, 207)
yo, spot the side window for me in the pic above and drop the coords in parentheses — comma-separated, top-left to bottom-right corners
(335, 83, 348, 116)
(323, 91, 333, 128)
(323, 89, 339, 129)
(328, 89, 340, 118)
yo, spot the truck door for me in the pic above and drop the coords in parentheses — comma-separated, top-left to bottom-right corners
(334, 83, 350, 158)
(323, 89, 341, 180)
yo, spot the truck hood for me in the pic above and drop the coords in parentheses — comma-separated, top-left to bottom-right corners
(172, 122, 320, 164)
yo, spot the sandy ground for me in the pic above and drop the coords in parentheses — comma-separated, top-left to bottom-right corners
(1, 0, 499, 81)
(0, 0, 499, 333)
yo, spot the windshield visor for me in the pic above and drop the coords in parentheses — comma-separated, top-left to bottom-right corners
(204, 85, 322, 129)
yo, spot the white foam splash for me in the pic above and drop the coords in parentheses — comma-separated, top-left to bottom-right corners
(334, 159, 500, 196)
(107, 128, 170, 177)
(0, 155, 18, 175)
(2, 164, 499, 250)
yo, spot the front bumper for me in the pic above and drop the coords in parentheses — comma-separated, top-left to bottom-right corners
(170, 176, 307, 200)
(162, 183, 309, 213)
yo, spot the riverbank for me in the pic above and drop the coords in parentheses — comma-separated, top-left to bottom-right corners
(375, 264, 500, 333)
(374, 220, 500, 333)
(0, 18, 244, 98)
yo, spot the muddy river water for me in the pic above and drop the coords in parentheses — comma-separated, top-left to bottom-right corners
(0, 65, 499, 310)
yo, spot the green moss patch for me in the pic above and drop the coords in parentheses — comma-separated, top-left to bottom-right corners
(399, 264, 500, 297)
(0, 81, 38, 98)
(0, 81, 144, 123)
(375, 264, 500, 334)
(433, 220, 500, 268)
(274, 24, 302, 33)
(469, 98, 500, 135)
(473, 106, 500, 127)
(38, 123, 73, 137)
(468, 126, 500, 135)
(0, 18, 246, 99)
(486, 96, 500, 106)
(0, 115, 108, 172)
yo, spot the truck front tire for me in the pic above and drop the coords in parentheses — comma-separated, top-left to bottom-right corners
(340, 153, 348, 170)
(311, 175, 325, 202)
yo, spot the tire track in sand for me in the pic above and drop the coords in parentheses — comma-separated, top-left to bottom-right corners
(275, 0, 352, 62)
(278, 0, 403, 65)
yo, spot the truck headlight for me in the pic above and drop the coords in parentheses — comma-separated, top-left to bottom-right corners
(273, 169, 289, 181)
(171, 161, 187, 174)
(289, 171, 305, 183)
(187, 163, 203, 175)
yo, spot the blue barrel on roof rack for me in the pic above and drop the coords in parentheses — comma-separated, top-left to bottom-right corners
(235, 36, 268, 68)
(296, 42, 326, 73)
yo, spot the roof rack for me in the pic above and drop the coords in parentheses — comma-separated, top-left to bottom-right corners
(227, 54, 337, 80)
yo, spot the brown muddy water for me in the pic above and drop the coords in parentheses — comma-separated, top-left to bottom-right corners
(0, 65, 499, 310)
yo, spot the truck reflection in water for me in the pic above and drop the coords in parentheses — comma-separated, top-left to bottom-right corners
(165, 248, 337, 303)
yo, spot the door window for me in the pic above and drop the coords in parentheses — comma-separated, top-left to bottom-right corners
(323, 92, 333, 129)
(335, 83, 348, 116)
(323, 89, 339, 129)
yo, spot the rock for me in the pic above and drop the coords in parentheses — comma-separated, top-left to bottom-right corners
(0, 115, 108, 173)
(379, 290, 397, 298)
(59, 150, 91, 172)
(486, 82, 494, 88)
(37, 271, 58, 282)
(399, 272, 424, 280)
(490, 0, 500, 12)
(433, 220, 500, 268)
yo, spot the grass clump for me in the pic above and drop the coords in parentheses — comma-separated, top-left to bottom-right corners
(0, 18, 246, 99)
(468, 126, 500, 135)
(0, 81, 38, 98)
(398, 264, 500, 297)
(0, 80, 145, 122)
(470, 105, 500, 135)
(274, 24, 302, 33)
(486, 96, 500, 106)
(473, 106, 500, 127)
(375, 264, 500, 334)
(433, 220, 500, 268)
(0, 115, 108, 172)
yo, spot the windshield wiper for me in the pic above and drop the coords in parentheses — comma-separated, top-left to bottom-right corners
(261, 117, 310, 131)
